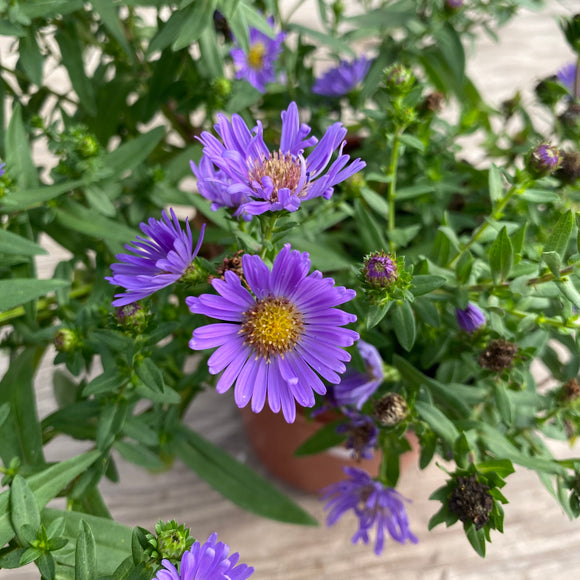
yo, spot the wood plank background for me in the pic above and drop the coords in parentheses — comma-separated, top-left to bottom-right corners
(5, 1, 580, 578)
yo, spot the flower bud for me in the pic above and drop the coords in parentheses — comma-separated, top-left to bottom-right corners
(115, 303, 150, 334)
(448, 474, 494, 530)
(557, 150, 580, 183)
(478, 338, 518, 372)
(455, 303, 485, 333)
(337, 411, 378, 460)
(145, 520, 194, 565)
(526, 142, 561, 177)
(208, 250, 244, 284)
(445, 0, 463, 10)
(54, 328, 80, 353)
(363, 251, 398, 288)
(373, 392, 408, 427)
(559, 378, 580, 403)
(384, 64, 415, 96)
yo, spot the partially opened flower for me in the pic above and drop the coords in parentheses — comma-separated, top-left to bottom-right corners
(153, 532, 254, 580)
(230, 18, 285, 93)
(322, 467, 418, 555)
(187, 244, 359, 423)
(0, 163, 5, 177)
(106, 209, 205, 307)
(557, 62, 577, 96)
(312, 56, 371, 97)
(455, 303, 485, 333)
(191, 102, 366, 217)
(336, 410, 379, 460)
(332, 340, 383, 409)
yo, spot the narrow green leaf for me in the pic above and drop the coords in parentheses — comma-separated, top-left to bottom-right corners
(96, 401, 128, 451)
(544, 210, 574, 260)
(0, 179, 86, 211)
(399, 134, 425, 152)
(542, 250, 561, 278)
(488, 164, 503, 203)
(19, 32, 43, 86)
(173, 425, 318, 525)
(366, 301, 392, 329)
(0, 279, 69, 312)
(492, 382, 513, 424)
(82, 370, 125, 397)
(0, 229, 47, 256)
(5, 104, 38, 190)
(92, 0, 132, 57)
(0, 450, 101, 546)
(465, 522, 486, 557)
(293, 421, 345, 456)
(172, 0, 217, 51)
(113, 440, 164, 471)
(556, 278, 580, 310)
(360, 186, 389, 216)
(36, 551, 56, 580)
(410, 275, 446, 296)
(288, 23, 355, 56)
(488, 226, 513, 283)
(75, 521, 97, 580)
(391, 301, 416, 351)
(198, 26, 223, 78)
(10, 475, 41, 545)
(415, 400, 459, 445)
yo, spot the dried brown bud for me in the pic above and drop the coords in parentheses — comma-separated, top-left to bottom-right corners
(421, 92, 445, 114)
(478, 339, 518, 373)
(449, 474, 494, 530)
(556, 150, 580, 184)
(560, 378, 580, 403)
(208, 250, 244, 283)
(373, 392, 408, 427)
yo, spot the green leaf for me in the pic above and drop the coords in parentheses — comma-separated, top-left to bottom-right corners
(0, 279, 70, 312)
(37, 552, 56, 580)
(492, 381, 513, 424)
(399, 134, 425, 152)
(360, 186, 389, 216)
(366, 302, 392, 329)
(10, 475, 41, 546)
(134, 358, 180, 405)
(55, 20, 96, 116)
(488, 226, 513, 283)
(542, 250, 561, 278)
(521, 189, 559, 203)
(19, 32, 43, 86)
(415, 400, 459, 445)
(488, 163, 503, 203)
(96, 401, 128, 451)
(0, 179, 86, 211)
(345, 5, 414, 29)
(0, 229, 47, 256)
(544, 210, 574, 260)
(410, 275, 446, 296)
(0, 450, 101, 547)
(5, 103, 38, 190)
(288, 23, 355, 56)
(42, 509, 132, 576)
(172, 0, 217, 51)
(391, 301, 416, 351)
(82, 369, 125, 397)
(556, 278, 580, 310)
(114, 440, 164, 471)
(75, 521, 97, 580)
(173, 425, 317, 525)
(0, 347, 45, 466)
(198, 25, 223, 78)
(293, 421, 345, 456)
(465, 522, 486, 557)
(92, 0, 133, 58)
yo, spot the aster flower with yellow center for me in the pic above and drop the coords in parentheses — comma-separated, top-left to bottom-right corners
(230, 18, 285, 93)
(187, 244, 359, 423)
(190, 102, 366, 218)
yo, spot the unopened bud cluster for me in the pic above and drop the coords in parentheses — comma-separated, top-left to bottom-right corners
(384, 64, 415, 96)
(54, 328, 81, 353)
(526, 142, 561, 177)
(115, 303, 150, 334)
(144, 520, 194, 565)
(361, 252, 411, 305)
(448, 474, 494, 531)
(478, 339, 518, 373)
(373, 392, 408, 427)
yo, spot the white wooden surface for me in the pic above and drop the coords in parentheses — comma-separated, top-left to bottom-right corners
(5, 1, 580, 578)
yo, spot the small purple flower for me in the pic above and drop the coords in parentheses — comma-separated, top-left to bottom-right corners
(363, 252, 398, 288)
(332, 340, 383, 409)
(0, 163, 5, 177)
(230, 18, 286, 93)
(312, 56, 371, 98)
(153, 532, 254, 580)
(322, 467, 418, 555)
(191, 102, 365, 218)
(106, 209, 206, 307)
(187, 244, 359, 423)
(336, 410, 379, 460)
(527, 142, 561, 176)
(557, 62, 577, 96)
(455, 303, 485, 333)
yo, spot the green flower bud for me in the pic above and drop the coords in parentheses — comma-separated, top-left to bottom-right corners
(144, 520, 194, 565)
(526, 142, 561, 177)
(384, 64, 415, 96)
(115, 303, 150, 334)
(54, 328, 81, 353)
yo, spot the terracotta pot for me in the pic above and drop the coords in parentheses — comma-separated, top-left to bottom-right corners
(240, 405, 417, 493)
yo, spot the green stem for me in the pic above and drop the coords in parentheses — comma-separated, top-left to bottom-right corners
(259, 214, 278, 259)
(387, 131, 402, 252)
(507, 308, 577, 330)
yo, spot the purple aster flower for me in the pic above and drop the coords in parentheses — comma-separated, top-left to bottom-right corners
(0, 163, 5, 177)
(557, 62, 577, 96)
(230, 18, 285, 93)
(322, 466, 418, 555)
(527, 142, 561, 177)
(455, 303, 485, 333)
(190, 101, 366, 218)
(332, 340, 383, 409)
(153, 532, 254, 580)
(312, 56, 371, 97)
(336, 410, 379, 460)
(106, 209, 206, 307)
(187, 244, 359, 423)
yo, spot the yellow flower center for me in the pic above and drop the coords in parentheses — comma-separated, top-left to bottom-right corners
(248, 42, 266, 69)
(240, 296, 304, 360)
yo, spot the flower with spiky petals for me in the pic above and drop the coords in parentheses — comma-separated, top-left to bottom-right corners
(322, 467, 418, 555)
(106, 209, 206, 307)
(153, 532, 254, 580)
(230, 18, 285, 93)
(312, 56, 371, 98)
(332, 340, 383, 409)
(337, 410, 378, 460)
(190, 102, 366, 218)
(455, 303, 485, 333)
(187, 244, 359, 423)
(558, 62, 577, 96)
